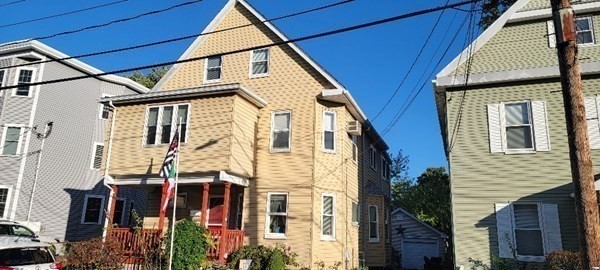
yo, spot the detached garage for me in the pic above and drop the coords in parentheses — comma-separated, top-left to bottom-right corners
(391, 208, 447, 270)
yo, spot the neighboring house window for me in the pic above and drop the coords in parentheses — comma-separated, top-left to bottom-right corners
(265, 192, 288, 238)
(385, 207, 390, 243)
(351, 135, 358, 162)
(1, 126, 23, 156)
(381, 156, 389, 180)
(113, 198, 125, 225)
(144, 104, 190, 146)
(321, 193, 335, 240)
(99, 94, 114, 119)
(82, 195, 105, 224)
(369, 205, 379, 242)
(0, 187, 11, 219)
(369, 145, 376, 170)
(204, 55, 222, 82)
(323, 111, 336, 152)
(14, 68, 35, 97)
(576, 17, 595, 45)
(351, 201, 359, 226)
(0, 70, 5, 87)
(270, 111, 291, 152)
(250, 48, 269, 77)
(91, 143, 104, 170)
(585, 96, 600, 149)
(495, 202, 563, 261)
(487, 101, 550, 153)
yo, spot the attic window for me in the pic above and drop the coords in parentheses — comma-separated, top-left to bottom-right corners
(204, 56, 222, 82)
(250, 48, 269, 77)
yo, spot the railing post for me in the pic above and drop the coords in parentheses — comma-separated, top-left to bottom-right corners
(218, 182, 232, 262)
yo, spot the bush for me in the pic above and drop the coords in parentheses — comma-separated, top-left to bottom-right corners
(228, 244, 299, 270)
(165, 219, 211, 270)
(546, 251, 582, 270)
(62, 237, 123, 269)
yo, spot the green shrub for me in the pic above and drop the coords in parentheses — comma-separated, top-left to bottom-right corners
(228, 244, 299, 270)
(165, 219, 210, 270)
(546, 251, 582, 270)
(62, 237, 123, 269)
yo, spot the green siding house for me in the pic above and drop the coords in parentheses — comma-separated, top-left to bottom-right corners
(434, 0, 600, 268)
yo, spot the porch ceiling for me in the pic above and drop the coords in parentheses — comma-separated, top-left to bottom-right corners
(106, 171, 249, 187)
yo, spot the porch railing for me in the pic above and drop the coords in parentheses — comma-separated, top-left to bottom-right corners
(206, 228, 245, 260)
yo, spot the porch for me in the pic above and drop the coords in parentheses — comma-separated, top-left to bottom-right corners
(106, 180, 246, 263)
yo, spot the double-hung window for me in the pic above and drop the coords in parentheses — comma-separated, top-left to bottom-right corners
(14, 68, 35, 97)
(0, 187, 11, 219)
(204, 56, 222, 82)
(513, 204, 544, 258)
(82, 195, 105, 224)
(576, 17, 595, 45)
(351, 135, 358, 162)
(351, 201, 359, 226)
(323, 111, 336, 152)
(505, 102, 534, 150)
(1, 126, 23, 156)
(265, 192, 288, 238)
(368, 205, 379, 242)
(381, 157, 389, 180)
(144, 104, 189, 146)
(369, 145, 377, 170)
(270, 111, 291, 152)
(321, 193, 335, 240)
(487, 101, 550, 153)
(250, 48, 269, 77)
(90, 143, 104, 170)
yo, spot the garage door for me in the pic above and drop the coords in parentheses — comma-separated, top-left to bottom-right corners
(402, 239, 439, 270)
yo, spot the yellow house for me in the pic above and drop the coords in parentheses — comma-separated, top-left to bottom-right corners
(101, 0, 392, 268)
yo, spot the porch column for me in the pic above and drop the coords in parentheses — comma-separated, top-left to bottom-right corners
(158, 185, 167, 234)
(219, 182, 232, 262)
(201, 183, 210, 226)
(108, 185, 118, 225)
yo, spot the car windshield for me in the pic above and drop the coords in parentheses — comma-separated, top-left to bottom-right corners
(0, 247, 54, 266)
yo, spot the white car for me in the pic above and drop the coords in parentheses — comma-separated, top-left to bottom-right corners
(0, 221, 38, 239)
(0, 238, 61, 269)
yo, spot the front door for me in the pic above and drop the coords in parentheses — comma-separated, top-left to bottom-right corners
(207, 196, 224, 228)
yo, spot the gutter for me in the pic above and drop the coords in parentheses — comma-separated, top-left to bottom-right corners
(101, 101, 117, 239)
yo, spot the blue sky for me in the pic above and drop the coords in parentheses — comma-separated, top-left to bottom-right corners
(0, 0, 474, 177)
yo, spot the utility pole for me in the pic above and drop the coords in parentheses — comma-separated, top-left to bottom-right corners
(551, 0, 600, 268)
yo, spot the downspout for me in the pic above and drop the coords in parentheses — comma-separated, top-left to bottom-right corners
(102, 101, 117, 239)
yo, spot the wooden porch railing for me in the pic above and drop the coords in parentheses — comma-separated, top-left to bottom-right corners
(206, 228, 245, 261)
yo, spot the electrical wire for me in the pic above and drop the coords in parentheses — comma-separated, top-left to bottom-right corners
(0, 0, 129, 29)
(0, 0, 482, 92)
(1, 0, 355, 70)
(0, 0, 26, 8)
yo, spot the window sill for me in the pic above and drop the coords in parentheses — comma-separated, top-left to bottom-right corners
(515, 255, 545, 263)
(249, 73, 269, 79)
(264, 234, 287, 240)
(81, 222, 101, 225)
(270, 149, 291, 154)
(11, 94, 32, 98)
(143, 143, 188, 148)
(504, 149, 536, 155)
(321, 236, 336, 241)
(0, 154, 20, 157)
(203, 80, 222, 85)
(322, 149, 336, 154)
(368, 239, 380, 243)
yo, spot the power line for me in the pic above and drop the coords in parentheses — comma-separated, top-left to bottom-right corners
(0, 0, 26, 8)
(0, 0, 203, 48)
(0, 0, 482, 92)
(2, 0, 355, 70)
(0, 0, 129, 29)
(371, 0, 451, 122)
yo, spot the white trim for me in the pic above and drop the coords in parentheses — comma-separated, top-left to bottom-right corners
(109, 172, 250, 187)
(249, 48, 270, 78)
(368, 204, 379, 243)
(509, 1, 600, 23)
(203, 55, 223, 84)
(0, 186, 13, 220)
(322, 111, 336, 153)
(90, 142, 104, 170)
(142, 103, 191, 146)
(270, 110, 292, 153)
(0, 125, 26, 156)
(12, 67, 37, 98)
(510, 202, 546, 262)
(391, 208, 448, 238)
(351, 200, 360, 226)
(576, 16, 596, 46)
(99, 93, 114, 120)
(369, 145, 377, 170)
(320, 192, 336, 241)
(81, 194, 106, 225)
(264, 192, 288, 239)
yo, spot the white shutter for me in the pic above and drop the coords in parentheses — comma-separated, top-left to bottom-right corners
(585, 97, 600, 149)
(547, 20, 556, 48)
(532, 101, 551, 151)
(487, 104, 504, 153)
(495, 203, 515, 259)
(542, 204, 563, 254)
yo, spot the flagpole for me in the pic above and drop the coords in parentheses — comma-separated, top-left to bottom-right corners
(168, 117, 182, 270)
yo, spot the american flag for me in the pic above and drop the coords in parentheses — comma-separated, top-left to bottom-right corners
(159, 129, 179, 213)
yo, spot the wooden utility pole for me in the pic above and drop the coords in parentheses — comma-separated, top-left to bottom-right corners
(551, 0, 600, 268)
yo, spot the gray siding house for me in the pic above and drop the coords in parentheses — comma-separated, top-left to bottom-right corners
(0, 40, 149, 242)
(434, 0, 600, 268)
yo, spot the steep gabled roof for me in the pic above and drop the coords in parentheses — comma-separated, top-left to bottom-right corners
(392, 207, 448, 238)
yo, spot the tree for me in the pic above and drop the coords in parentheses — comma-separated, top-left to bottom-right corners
(125, 66, 169, 89)
(479, 0, 517, 29)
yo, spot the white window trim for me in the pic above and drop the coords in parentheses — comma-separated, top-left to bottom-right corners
(368, 205, 379, 243)
(264, 192, 289, 239)
(510, 201, 547, 262)
(576, 16, 596, 46)
(12, 67, 37, 98)
(321, 192, 336, 241)
(351, 200, 360, 227)
(81, 194, 105, 225)
(0, 125, 26, 157)
(322, 111, 336, 153)
(380, 156, 387, 181)
(0, 69, 6, 87)
(90, 142, 104, 170)
(113, 198, 126, 225)
(269, 110, 292, 153)
(142, 103, 191, 147)
(249, 48, 270, 78)
(203, 55, 222, 83)
(99, 94, 114, 120)
(369, 145, 377, 170)
(502, 101, 536, 154)
(0, 185, 13, 220)
(351, 135, 358, 163)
